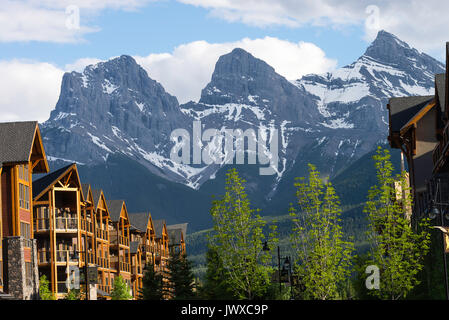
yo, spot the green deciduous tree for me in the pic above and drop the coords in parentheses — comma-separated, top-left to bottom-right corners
(364, 147, 431, 300)
(140, 263, 165, 300)
(166, 251, 196, 299)
(290, 164, 354, 300)
(208, 168, 277, 300)
(110, 275, 132, 300)
(39, 275, 56, 300)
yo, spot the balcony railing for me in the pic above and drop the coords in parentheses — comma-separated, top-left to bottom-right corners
(110, 234, 130, 247)
(433, 122, 449, 171)
(96, 228, 108, 240)
(80, 251, 95, 265)
(141, 244, 155, 255)
(119, 261, 131, 273)
(55, 217, 78, 231)
(55, 250, 78, 263)
(97, 256, 110, 269)
(80, 220, 93, 233)
(38, 249, 51, 264)
(98, 284, 110, 294)
(34, 218, 50, 232)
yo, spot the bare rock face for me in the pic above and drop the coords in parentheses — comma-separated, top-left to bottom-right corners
(41, 30, 444, 201)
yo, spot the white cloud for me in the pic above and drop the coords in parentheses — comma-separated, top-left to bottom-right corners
(0, 0, 154, 43)
(135, 37, 337, 103)
(0, 60, 64, 123)
(0, 37, 335, 123)
(177, 0, 449, 57)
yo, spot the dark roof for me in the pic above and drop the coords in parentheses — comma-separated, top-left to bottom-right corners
(153, 219, 166, 238)
(32, 164, 75, 199)
(0, 121, 38, 165)
(436, 74, 446, 112)
(167, 228, 183, 245)
(128, 212, 151, 233)
(388, 96, 434, 132)
(167, 223, 188, 237)
(81, 184, 91, 202)
(130, 241, 139, 254)
(91, 189, 103, 208)
(106, 200, 125, 222)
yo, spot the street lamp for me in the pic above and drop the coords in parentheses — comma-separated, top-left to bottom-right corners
(277, 246, 292, 296)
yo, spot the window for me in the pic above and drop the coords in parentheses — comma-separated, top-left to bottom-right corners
(25, 262, 32, 286)
(18, 164, 29, 182)
(19, 183, 30, 210)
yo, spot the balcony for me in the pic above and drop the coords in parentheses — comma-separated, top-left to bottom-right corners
(98, 284, 110, 294)
(96, 256, 110, 269)
(140, 244, 154, 255)
(38, 249, 51, 264)
(80, 220, 93, 234)
(120, 261, 131, 273)
(34, 218, 50, 232)
(55, 217, 78, 232)
(110, 234, 129, 247)
(96, 228, 108, 240)
(433, 122, 449, 172)
(55, 250, 78, 263)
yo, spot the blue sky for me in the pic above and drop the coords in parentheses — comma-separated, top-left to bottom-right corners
(0, 0, 447, 122)
(0, 1, 368, 68)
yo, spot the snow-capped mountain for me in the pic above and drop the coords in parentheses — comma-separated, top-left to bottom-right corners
(41, 30, 444, 203)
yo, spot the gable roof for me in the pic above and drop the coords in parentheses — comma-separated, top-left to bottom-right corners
(32, 163, 81, 200)
(388, 96, 434, 133)
(106, 200, 128, 223)
(128, 212, 151, 233)
(0, 121, 48, 173)
(153, 219, 166, 238)
(81, 184, 92, 203)
(91, 189, 109, 214)
(167, 228, 184, 246)
(167, 223, 188, 238)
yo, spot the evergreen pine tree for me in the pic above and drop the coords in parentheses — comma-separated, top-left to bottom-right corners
(110, 275, 132, 300)
(166, 251, 196, 299)
(140, 263, 164, 300)
(200, 247, 236, 299)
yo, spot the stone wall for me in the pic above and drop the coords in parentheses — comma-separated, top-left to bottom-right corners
(2, 236, 39, 300)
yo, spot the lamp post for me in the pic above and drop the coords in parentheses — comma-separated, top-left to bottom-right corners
(276, 246, 292, 296)
(72, 233, 90, 300)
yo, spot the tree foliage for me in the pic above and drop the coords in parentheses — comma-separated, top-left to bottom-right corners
(166, 251, 196, 299)
(290, 164, 354, 300)
(363, 147, 431, 300)
(200, 247, 237, 299)
(208, 168, 277, 300)
(110, 275, 132, 300)
(140, 263, 165, 300)
(39, 275, 56, 300)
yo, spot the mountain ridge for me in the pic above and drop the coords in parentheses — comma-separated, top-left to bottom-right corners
(40, 30, 445, 229)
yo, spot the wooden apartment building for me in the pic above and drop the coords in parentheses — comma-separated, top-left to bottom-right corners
(0, 121, 49, 299)
(0, 122, 189, 300)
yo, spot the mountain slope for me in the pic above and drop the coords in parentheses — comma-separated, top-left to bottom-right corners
(40, 30, 444, 229)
